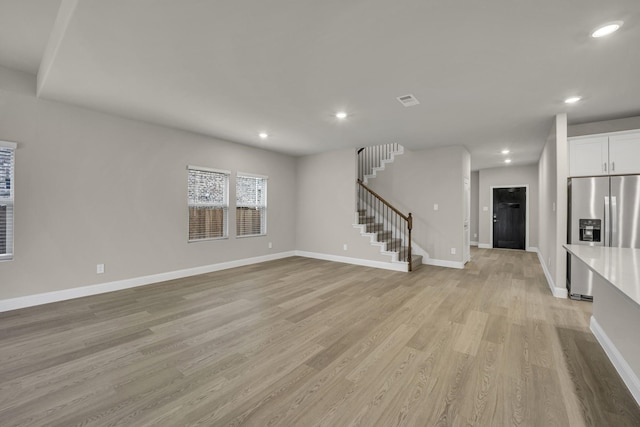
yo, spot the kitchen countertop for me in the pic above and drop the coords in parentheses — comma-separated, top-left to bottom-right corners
(564, 244, 640, 306)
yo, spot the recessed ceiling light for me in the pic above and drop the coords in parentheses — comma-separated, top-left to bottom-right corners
(591, 21, 623, 38)
(505, 159, 512, 164)
(501, 149, 510, 155)
(564, 96, 582, 104)
(259, 132, 268, 139)
(335, 112, 347, 119)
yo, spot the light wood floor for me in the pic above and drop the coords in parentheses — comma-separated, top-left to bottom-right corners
(1, 248, 639, 426)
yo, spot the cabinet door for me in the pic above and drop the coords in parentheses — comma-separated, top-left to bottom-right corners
(569, 137, 609, 177)
(609, 132, 640, 175)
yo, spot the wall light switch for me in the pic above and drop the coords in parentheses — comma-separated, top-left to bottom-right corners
(343, 244, 348, 251)
(97, 264, 105, 274)
(483, 206, 488, 212)
(474, 233, 477, 238)
(552, 202, 556, 212)
(268, 242, 273, 249)
(450, 248, 456, 255)
(433, 204, 439, 211)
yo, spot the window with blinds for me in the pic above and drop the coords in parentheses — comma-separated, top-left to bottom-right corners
(187, 166, 229, 241)
(236, 174, 267, 237)
(0, 141, 16, 261)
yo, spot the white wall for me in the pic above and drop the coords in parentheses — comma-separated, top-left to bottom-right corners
(470, 170, 479, 244)
(295, 149, 390, 263)
(0, 66, 297, 300)
(366, 146, 469, 265)
(538, 124, 556, 283)
(477, 164, 539, 249)
(569, 115, 640, 137)
(555, 114, 568, 296)
(537, 113, 568, 298)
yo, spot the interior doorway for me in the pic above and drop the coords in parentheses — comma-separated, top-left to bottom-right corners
(492, 187, 526, 250)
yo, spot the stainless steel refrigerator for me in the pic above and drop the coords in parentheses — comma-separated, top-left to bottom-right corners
(567, 175, 640, 300)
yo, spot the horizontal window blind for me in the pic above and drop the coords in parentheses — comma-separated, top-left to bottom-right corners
(0, 142, 16, 261)
(188, 167, 229, 240)
(236, 174, 267, 237)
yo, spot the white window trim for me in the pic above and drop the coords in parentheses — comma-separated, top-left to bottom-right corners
(187, 166, 230, 242)
(237, 171, 269, 180)
(188, 235, 229, 243)
(236, 173, 268, 238)
(0, 141, 17, 150)
(0, 140, 16, 262)
(187, 165, 230, 175)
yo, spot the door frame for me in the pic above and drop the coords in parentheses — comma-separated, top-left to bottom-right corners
(463, 177, 470, 263)
(489, 184, 529, 250)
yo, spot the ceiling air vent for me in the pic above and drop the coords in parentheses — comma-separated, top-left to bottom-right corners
(396, 94, 420, 107)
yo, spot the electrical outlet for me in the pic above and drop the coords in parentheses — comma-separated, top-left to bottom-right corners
(433, 204, 439, 211)
(450, 248, 456, 255)
(473, 233, 477, 238)
(483, 206, 488, 212)
(268, 242, 272, 249)
(97, 263, 105, 274)
(343, 244, 348, 251)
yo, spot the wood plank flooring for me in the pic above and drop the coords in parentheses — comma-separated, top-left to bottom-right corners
(1, 248, 639, 426)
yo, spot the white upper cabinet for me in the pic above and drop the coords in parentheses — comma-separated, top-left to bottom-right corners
(609, 133, 640, 175)
(569, 136, 609, 177)
(569, 131, 640, 177)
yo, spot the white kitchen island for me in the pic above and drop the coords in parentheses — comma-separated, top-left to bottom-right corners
(564, 244, 640, 405)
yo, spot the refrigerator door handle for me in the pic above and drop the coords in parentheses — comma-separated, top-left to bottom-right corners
(611, 196, 617, 247)
(604, 196, 610, 247)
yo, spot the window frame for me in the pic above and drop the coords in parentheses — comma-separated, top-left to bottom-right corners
(187, 165, 230, 242)
(0, 141, 16, 262)
(235, 172, 268, 238)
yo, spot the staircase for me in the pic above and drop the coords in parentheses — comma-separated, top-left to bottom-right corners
(354, 144, 422, 271)
(358, 143, 403, 184)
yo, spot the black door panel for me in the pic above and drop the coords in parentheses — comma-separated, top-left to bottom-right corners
(493, 187, 526, 250)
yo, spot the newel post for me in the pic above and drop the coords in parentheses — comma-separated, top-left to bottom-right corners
(408, 213, 413, 272)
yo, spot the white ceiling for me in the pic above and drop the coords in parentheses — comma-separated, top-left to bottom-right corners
(0, 0, 61, 73)
(1, 0, 639, 170)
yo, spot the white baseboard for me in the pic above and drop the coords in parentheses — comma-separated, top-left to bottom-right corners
(526, 246, 538, 253)
(470, 241, 478, 247)
(536, 250, 567, 298)
(553, 286, 568, 299)
(294, 251, 407, 272)
(591, 316, 640, 406)
(423, 258, 465, 269)
(478, 243, 492, 249)
(0, 251, 296, 313)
